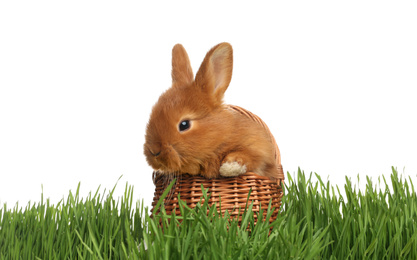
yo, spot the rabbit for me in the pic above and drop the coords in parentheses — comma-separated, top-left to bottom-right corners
(144, 42, 280, 180)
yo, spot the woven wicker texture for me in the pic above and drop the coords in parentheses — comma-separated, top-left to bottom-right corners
(151, 105, 284, 223)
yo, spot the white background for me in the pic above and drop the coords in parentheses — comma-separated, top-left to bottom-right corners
(1, 1, 416, 211)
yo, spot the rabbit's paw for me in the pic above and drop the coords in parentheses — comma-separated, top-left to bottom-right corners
(219, 161, 247, 177)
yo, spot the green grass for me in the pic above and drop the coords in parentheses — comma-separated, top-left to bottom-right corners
(1, 167, 416, 259)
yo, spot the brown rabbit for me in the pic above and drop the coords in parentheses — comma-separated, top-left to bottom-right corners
(144, 43, 280, 180)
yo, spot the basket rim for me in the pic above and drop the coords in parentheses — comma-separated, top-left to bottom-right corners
(152, 171, 284, 188)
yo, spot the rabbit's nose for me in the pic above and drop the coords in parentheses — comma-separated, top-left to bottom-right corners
(147, 144, 161, 157)
(151, 150, 161, 157)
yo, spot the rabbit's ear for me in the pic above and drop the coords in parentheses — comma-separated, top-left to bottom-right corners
(195, 42, 233, 104)
(171, 44, 194, 86)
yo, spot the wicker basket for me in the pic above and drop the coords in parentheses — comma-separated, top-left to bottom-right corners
(151, 105, 284, 224)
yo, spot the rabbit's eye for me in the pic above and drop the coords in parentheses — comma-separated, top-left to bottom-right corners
(179, 120, 191, 132)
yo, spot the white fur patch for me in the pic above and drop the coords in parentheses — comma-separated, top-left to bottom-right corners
(219, 162, 247, 177)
